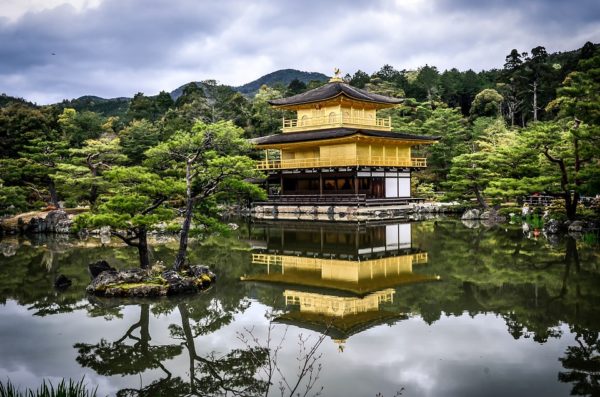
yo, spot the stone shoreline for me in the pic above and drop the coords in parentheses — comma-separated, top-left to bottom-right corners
(0, 209, 79, 234)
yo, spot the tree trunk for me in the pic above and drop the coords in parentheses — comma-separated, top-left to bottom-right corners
(532, 80, 538, 122)
(560, 238, 580, 297)
(138, 226, 150, 269)
(510, 106, 515, 127)
(174, 160, 194, 270)
(139, 304, 150, 355)
(474, 186, 489, 209)
(178, 304, 197, 395)
(543, 145, 578, 221)
(565, 191, 579, 221)
(47, 178, 59, 207)
(89, 167, 98, 206)
(568, 135, 582, 221)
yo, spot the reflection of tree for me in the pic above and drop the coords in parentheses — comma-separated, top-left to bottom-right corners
(171, 303, 269, 396)
(407, 222, 600, 343)
(74, 304, 183, 395)
(73, 293, 269, 397)
(556, 238, 581, 300)
(558, 327, 600, 396)
(73, 295, 327, 397)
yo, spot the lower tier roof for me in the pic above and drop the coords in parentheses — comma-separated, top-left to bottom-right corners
(251, 127, 439, 147)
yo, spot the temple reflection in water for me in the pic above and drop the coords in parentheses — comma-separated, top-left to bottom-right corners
(243, 221, 438, 346)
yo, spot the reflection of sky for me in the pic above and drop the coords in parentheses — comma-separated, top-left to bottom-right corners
(0, 299, 573, 396)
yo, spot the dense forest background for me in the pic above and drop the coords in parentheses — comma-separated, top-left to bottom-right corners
(1, 42, 599, 220)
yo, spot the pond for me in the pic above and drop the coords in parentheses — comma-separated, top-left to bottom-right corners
(0, 218, 599, 397)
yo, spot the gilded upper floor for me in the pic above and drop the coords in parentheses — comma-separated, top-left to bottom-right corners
(268, 81, 402, 133)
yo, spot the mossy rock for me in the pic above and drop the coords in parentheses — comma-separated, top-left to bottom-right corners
(86, 264, 216, 297)
(103, 282, 170, 297)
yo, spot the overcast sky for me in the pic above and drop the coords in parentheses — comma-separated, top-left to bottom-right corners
(1, 0, 599, 104)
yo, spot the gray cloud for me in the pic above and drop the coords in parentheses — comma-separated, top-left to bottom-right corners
(0, 0, 598, 104)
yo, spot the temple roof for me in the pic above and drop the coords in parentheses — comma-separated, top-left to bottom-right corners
(274, 310, 407, 341)
(251, 127, 439, 146)
(268, 82, 403, 108)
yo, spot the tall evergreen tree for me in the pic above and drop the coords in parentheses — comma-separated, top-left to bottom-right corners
(146, 120, 263, 270)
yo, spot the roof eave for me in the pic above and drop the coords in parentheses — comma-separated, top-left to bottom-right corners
(268, 92, 403, 109)
(251, 131, 440, 148)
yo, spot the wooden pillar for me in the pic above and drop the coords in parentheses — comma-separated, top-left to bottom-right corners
(320, 227, 324, 252)
(319, 172, 323, 196)
(354, 172, 359, 195)
(280, 174, 284, 194)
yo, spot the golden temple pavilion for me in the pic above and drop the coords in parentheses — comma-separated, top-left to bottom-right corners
(251, 72, 438, 221)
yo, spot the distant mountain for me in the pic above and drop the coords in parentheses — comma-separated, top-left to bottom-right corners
(59, 95, 131, 117)
(234, 69, 329, 96)
(168, 69, 329, 101)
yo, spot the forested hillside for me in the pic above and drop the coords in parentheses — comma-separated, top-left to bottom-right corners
(58, 96, 131, 118)
(1, 42, 598, 221)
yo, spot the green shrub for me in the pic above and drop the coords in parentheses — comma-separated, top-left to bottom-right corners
(165, 221, 182, 233)
(498, 206, 521, 217)
(547, 211, 568, 222)
(525, 214, 544, 228)
(415, 183, 438, 201)
(582, 232, 599, 246)
(63, 198, 79, 208)
(32, 200, 48, 210)
(545, 199, 568, 222)
(544, 199, 597, 221)
(577, 207, 597, 221)
(0, 185, 29, 215)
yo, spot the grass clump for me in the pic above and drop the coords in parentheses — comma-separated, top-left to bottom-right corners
(0, 378, 97, 397)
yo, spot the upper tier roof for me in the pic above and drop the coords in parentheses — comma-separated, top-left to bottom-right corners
(268, 82, 403, 108)
(251, 127, 439, 146)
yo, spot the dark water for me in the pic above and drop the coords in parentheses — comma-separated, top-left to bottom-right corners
(0, 219, 599, 397)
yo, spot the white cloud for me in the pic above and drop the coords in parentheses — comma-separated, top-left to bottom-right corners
(0, 0, 103, 21)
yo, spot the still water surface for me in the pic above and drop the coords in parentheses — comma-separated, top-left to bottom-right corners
(0, 219, 598, 396)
